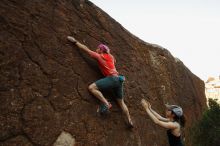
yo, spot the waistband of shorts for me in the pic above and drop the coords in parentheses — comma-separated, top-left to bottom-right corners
(106, 73, 119, 77)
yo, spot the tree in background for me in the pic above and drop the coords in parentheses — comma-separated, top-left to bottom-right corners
(191, 98, 220, 146)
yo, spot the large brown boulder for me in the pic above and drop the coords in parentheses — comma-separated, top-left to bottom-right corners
(0, 0, 206, 146)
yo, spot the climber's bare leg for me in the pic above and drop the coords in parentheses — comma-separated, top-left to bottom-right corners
(88, 83, 110, 107)
(117, 99, 133, 127)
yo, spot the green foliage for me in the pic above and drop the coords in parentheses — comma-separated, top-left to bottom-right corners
(191, 98, 220, 146)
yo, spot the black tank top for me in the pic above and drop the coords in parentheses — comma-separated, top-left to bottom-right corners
(167, 129, 184, 146)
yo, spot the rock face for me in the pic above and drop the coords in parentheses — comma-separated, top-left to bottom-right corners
(0, 0, 206, 146)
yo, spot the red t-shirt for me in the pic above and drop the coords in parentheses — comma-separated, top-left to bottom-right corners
(89, 51, 119, 76)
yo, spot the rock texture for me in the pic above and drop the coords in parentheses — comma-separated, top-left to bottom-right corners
(0, 0, 206, 146)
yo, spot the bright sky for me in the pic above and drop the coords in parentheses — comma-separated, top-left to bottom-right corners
(89, 0, 220, 81)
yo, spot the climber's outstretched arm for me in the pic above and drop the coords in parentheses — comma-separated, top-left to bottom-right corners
(67, 36, 92, 55)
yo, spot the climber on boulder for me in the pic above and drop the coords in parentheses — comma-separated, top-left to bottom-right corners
(67, 36, 133, 128)
(141, 99, 185, 146)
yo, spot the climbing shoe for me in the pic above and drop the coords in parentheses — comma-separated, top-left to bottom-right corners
(97, 103, 112, 115)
